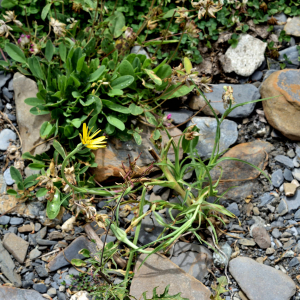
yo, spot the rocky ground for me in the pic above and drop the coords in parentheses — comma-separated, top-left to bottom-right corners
(1, 14, 300, 300)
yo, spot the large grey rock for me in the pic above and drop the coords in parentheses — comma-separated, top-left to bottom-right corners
(0, 286, 45, 300)
(170, 242, 213, 282)
(0, 242, 21, 287)
(0, 129, 16, 151)
(13, 73, 52, 155)
(229, 257, 296, 300)
(219, 34, 267, 77)
(130, 251, 211, 300)
(3, 233, 29, 263)
(284, 17, 300, 37)
(203, 84, 260, 117)
(278, 46, 300, 67)
(187, 117, 238, 160)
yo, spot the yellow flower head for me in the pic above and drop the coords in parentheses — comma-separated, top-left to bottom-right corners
(79, 123, 107, 150)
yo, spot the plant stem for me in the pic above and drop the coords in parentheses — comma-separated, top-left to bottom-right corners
(88, 0, 100, 41)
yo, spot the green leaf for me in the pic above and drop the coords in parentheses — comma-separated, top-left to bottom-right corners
(108, 12, 125, 38)
(183, 57, 192, 75)
(40, 121, 53, 139)
(76, 55, 86, 73)
(108, 89, 123, 97)
(71, 259, 86, 267)
(142, 284, 189, 300)
(64, 125, 74, 137)
(7, 189, 18, 196)
(36, 188, 48, 198)
(28, 56, 45, 80)
(59, 43, 67, 62)
(41, 3, 51, 20)
(53, 140, 66, 159)
(80, 94, 96, 106)
(162, 8, 179, 19)
(5, 43, 27, 64)
(1, 0, 18, 8)
(160, 85, 195, 100)
(28, 163, 47, 170)
(46, 187, 61, 219)
(153, 129, 161, 140)
(133, 132, 142, 145)
(83, 37, 96, 56)
(129, 103, 143, 115)
(144, 69, 162, 86)
(24, 97, 45, 106)
(102, 100, 130, 114)
(111, 75, 134, 89)
(78, 248, 90, 258)
(89, 65, 105, 82)
(30, 106, 50, 115)
(71, 118, 82, 128)
(10, 166, 23, 184)
(106, 115, 125, 131)
(45, 40, 54, 61)
(119, 60, 135, 76)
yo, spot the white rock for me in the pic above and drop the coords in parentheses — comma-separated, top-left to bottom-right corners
(70, 291, 90, 300)
(219, 34, 267, 77)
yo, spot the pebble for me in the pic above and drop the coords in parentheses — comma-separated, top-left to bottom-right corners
(47, 288, 57, 297)
(252, 226, 271, 249)
(0, 216, 10, 225)
(271, 169, 284, 187)
(284, 168, 294, 181)
(35, 265, 49, 278)
(253, 207, 260, 216)
(33, 283, 47, 294)
(0, 129, 17, 151)
(272, 228, 281, 239)
(279, 46, 300, 67)
(3, 232, 29, 263)
(0, 73, 11, 89)
(284, 183, 297, 197)
(277, 198, 288, 215)
(29, 248, 42, 260)
(274, 155, 294, 169)
(3, 167, 15, 185)
(289, 257, 300, 267)
(226, 203, 240, 217)
(292, 168, 300, 181)
(10, 217, 24, 225)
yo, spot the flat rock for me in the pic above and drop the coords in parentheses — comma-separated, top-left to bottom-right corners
(260, 69, 300, 140)
(4, 167, 15, 185)
(170, 242, 213, 281)
(284, 183, 297, 197)
(0, 242, 21, 287)
(91, 126, 183, 182)
(278, 46, 300, 67)
(0, 73, 11, 90)
(219, 34, 267, 77)
(203, 84, 260, 118)
(209, 140, 273, 202)
(13, 73, 52, 155)
(274, 155, 294, 169)
(229, 257, 296, 300)
(187, 117, 238, 160)
(0, 286, 45, 300)
(48, 236, 97, 271)
(0, 129, 16, 151)
(284, 17, 300, 37)
(3, 233, 29, 263)
(271, 169, 284, 187)
(252, 226, 271, 249)
(130, 251, 211, 300)
(164, 110, 193, 125)
(284, 189, 300, 212)
(188, 95, 220, 116)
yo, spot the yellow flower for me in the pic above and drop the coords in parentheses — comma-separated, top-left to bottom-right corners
(79, 123, 107, 150)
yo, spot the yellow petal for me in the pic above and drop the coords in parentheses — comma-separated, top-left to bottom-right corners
(91, 136, 106, 143)
(83, 123, 87, 140)
(89, 129, 102, 140)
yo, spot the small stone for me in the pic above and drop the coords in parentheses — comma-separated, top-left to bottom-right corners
(0, 286, 45, 299)
(238, 239, 256, 246)
(18, 224, 34, 233)
(292, 168, 300, 181)
(287, 149, 295, 158)
(2, 87, 13, 101)
(291, 179, 300, 187)
(0, 216, 10, 225)
(277, 198, 288, 216)
(22, 280, 34, 288)
(9, 217, 24, 225)
(3, 233, 29, 263)
(289, 257, 300, 267)
(284, 17, 300, 37)
(252, 226, 271, 249)
(278, 46, 300, 67)
(188, 95, 219, 116)
(33, 283, 47, 294)
(57, 291, 67, 300)
(0, 73, 12, 89)
(284, 183, 297, 197)
(271, 169, 284, 187)
(3, 167, 15, 186)
(283, 240, 296, 250)
(283, 168, 293, 181)
(0, 129, 17, 151)
(29, 248, 41, 260)
(213, 243, 232, 266)
(48, 231, 64, 240)
(227, 203, 240, 217)
(274, 155, 294, 169)
(253, 207, 260, 216)
(35, 265, 49, 278)
(266, 247, 275, 255)
(47, 288, 57, 297)
(251, 70, 263, 81)
(272, 228, 281, 239)
(259, 193, 275, 206)
(294, 208, 300, 219)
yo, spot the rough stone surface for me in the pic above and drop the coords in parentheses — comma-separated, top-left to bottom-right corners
(3, 233, 29, 263)
(284, 190, 300, 212)
(219, 34, 267, 77)
(0, 129, 16, 151)
(203, 84, 260, 118)
(209, 140, 273, 202)
(284, 183, 297, 197)
(284, 17, 300, 37)
(271, 169, 284, 188)
(278, 46, 300, 67)
(187, 117, 238, 160)
(13, 72, 52, 155)
(0, 242, 22, 287)
(92, 126, 183, 182)
(48, 236, 97, 271)
(229, 257, 296, 300)
(188, 95, 220, 116)
(170, 242, 213, 282)
(252, 226, 271, 249)
(4, 167, 15, 185)
(274, 155, 294, 169)
(130, 251, 211, 300)
(164, 110, 193, 125)
(0, 286, 45, 300)
(260, 69, 300, 140)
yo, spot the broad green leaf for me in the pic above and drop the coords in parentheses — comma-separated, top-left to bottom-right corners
(183, 57, 193, 75)
(106, 115, 125, 131)
(162, 8, 179, 19)
(71, 259, 86, 267)
(53, 140, 66, 159)
(76, 55, 86, 73)
(59, 43, 67, 62)
(64, 125, 74, 137)
(24, 97, 45, 106)
(40, 121, 53, 139)
(102, 99, 130, 114)
(45, 40, 54, 61)
(5, 43, 27, 64)
(144, 69, 162, 86)
(108, 12, 125, 38)
(10, 166, 22, 184)
(108, 89, 123, 97)
(89, 65, 105, 82)
(41, 3, 51, 20)
(1, 0, 18, 8)
(88, 115, 98, 129)
(80, 94, 96, 106)
(129, 103, 143, 115)
(36, 188, 48, 198)
(79, 248, 90, 258)
(28, 163, 47, 170)
(46, 187, 61, 219)
(153, 129, 161, 140)
(119, 60, 135, 76)
(71, 118, 82, 128)
(160, 85, 195, 100)
(28, 56, 45, 80)
(7, 189, 18, 196)
(30, 106, 50, 115)
(83, 37, 95, 56)
(133, 132, 142, 145)
(111, 75, 134, 89)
